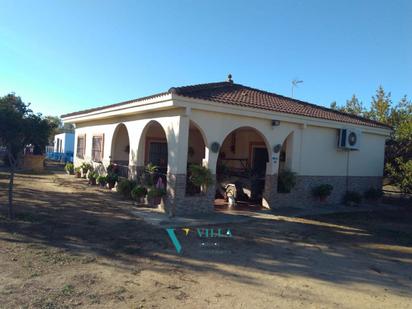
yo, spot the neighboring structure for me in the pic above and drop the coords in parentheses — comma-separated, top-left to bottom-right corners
(54, 133, 75, 154)
(46, 132, 75, 163)
(61, 77, 391, 215)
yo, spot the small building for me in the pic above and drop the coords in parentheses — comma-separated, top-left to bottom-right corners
(53, 133, 75, 155)
(61, 77, 391, 215)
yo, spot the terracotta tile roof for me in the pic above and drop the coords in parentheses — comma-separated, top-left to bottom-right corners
(170, 82, 391, 129)
(62, 81, 390, 129)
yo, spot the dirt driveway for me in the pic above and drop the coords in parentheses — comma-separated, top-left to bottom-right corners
(0, 171, 411, 308)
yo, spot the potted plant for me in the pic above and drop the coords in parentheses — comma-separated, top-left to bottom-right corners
(74, 167, 81, 178)
(88, 171, 98, 185)
(106, 173, 118, 189)
(80, 162, 92, 178)
(188, 164, 213, 194)
(131, 186, 148, 205)
(311, 184, 333, 202)
(117, 179, 137, 199)
(343, 191, 362, 206)
(97, 175, 107, 187)
(147, 187, 166, 206)
(363, 187, 383, 202)
(277, 169, 297, 193)
(64, 162, 74, 175)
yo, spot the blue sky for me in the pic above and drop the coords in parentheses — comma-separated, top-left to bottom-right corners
(1, 0, 411, 117)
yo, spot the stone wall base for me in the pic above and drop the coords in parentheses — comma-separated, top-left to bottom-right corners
(165, 173, 215, 216)
(271, 175, 382, 208)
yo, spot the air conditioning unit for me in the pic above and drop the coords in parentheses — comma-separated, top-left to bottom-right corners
(338, 128, 361, 150)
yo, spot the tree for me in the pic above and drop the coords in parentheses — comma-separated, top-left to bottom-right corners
(44, 115, 74, 144)
(330, 95, 365, 116)
(366, 86, 392, 124)
(0, 94, 54, 219)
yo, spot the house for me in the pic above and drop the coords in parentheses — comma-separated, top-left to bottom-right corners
(61, 76, 391, 215)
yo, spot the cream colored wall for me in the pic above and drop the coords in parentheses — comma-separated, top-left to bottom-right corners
(188, 128, 205, 165)
(73, 109, 190, 175)
(299, 126, 386, 176)
(72, 103, 387, 178)
(112, 125, 129, 162)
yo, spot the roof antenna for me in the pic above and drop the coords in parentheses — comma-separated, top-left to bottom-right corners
(227, 74, 233, 83)
(291, 79, 303, 98)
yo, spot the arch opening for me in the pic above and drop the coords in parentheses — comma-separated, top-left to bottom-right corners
(137, 120, 168, 185)
(215, 126, 270, 211)
(111, 123, 130, 177)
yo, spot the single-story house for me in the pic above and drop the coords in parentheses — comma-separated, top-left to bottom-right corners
(61, 76, 391, 215)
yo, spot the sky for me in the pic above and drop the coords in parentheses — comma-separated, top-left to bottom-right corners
(0, 0, 411, 117)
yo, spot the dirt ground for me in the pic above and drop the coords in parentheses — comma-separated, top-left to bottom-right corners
(0, 171, 411, 309)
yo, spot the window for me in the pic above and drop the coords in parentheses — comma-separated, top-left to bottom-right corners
(92, 134, 104, 162)
(148, 142, 167, 167)
(76, 135, 86, 158)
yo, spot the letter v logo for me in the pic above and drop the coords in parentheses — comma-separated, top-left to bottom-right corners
(166, 228, 182, 253)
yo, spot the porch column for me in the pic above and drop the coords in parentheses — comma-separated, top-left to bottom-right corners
(165, 115, 189, 216)
(262, 143, 280, 208)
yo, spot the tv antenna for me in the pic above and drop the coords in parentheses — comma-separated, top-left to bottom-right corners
(291, 79, 303, 98)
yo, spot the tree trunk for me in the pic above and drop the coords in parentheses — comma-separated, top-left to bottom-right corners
(7, 152, 17, 220)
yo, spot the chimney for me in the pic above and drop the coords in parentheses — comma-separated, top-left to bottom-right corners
(227, 74, 233, 83)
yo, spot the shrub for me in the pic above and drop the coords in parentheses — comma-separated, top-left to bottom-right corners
(117, 179, 137, 198)
(106, 173, 118, 188)
(364, 187, 383, 200)
(64, 162, 74, 175)
(277, 169, 297, 193)
(386, 158, 412, 194)
(188, 164, 213, 191)
(343, 191, 362, 205)
(97, 175, 107, 186)
(81, 162, 92, 173)
(312, 184, 333, 199)
(88, 171, 98, 185)
(131, 186, 147, 200)
(147, 186, 166, 199)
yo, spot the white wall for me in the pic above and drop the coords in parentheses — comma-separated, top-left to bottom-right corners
(299, 126, 386, 176)
(72, 106, 387, 178)
(54, 133, 74, 154)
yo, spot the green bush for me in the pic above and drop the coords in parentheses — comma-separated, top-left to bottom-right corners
(64, 162, 74, 174)
(311, 184, 333, 199)
(188, 164, 213, 191)
(343, 191, 362, 205)
(386, 158, 412, 194)
(131, 186, 147, 200)
(80, 162, 92, 173)
(117, 179, 137, 199)
(147, 186, 166, 199)
(277, 169, 297, 193)
(97, 175, 107, 186)
(364, 187, 383, 200)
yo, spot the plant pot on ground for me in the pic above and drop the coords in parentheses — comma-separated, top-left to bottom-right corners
(74, 167, 81, 178)
(188, 164, 213, 194)
(117, 179, 137, 199)
(343, 191, 362, 206)
(97, 175, 107, 187)
(106, 173, 118, 189)
(88, 171, 98, 185)
(311, 184, 333, 203)
(131, 186, 148, 205)
(65, 162, 74, 175)
(363, 187, 383, 202)
(80, 162, 92, 178)
(277, 169, 297, 193)
(147, 186, 166, 207)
